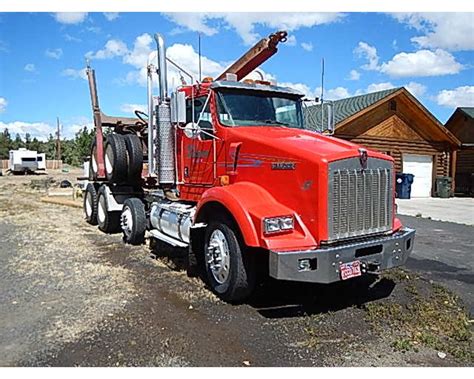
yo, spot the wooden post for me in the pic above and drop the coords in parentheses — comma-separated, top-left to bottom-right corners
(451, 149, 457, 194)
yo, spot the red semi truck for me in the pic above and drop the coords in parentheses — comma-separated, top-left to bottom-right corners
(83, 31, 415, 302)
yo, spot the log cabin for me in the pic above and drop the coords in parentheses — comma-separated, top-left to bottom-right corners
(444, 107, 474, 196)
(306, 87, 461, 197)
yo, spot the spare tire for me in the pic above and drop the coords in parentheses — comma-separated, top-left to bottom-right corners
(123, 134, 143, 183)
(104, 134, 127, 183)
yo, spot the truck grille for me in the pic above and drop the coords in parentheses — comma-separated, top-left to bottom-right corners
(327, 158, 393, 242)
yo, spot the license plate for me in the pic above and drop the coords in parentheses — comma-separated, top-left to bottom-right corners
(340, 260, 362, 280)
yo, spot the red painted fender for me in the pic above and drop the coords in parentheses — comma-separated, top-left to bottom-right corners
(196, 182, 317, 251)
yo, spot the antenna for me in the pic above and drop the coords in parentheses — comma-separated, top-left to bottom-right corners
(320, 58, 325, 104)
(198, 32, 202, 82)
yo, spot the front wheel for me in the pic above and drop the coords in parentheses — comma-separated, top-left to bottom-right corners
(204, 221, 255, 303)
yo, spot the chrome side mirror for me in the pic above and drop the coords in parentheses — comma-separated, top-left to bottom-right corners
(326, 101, 335, 135)
(183, 122, 200, 139)
(171, 91, 186, 124)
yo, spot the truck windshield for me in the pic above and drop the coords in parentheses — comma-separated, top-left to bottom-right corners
(216, 89, 304, 128)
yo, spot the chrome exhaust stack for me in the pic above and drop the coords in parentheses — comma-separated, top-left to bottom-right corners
(152, 33, 175, 185)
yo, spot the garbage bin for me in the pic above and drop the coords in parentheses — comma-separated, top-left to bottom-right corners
(435, 176, 452, 198)
(396, 173, 415, 199)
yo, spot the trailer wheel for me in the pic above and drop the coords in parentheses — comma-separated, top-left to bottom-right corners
(204, 220, 256, 303)
(123, 134, 143, 183)
(121, 198, 146, 245)
(89, 140, 98, 180)
(105, 134, 128, 183)
(97, 185, 121, 233)
(83, 183, 99, 225)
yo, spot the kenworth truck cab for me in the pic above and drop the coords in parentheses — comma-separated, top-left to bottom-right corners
(83, 31, 415, 302)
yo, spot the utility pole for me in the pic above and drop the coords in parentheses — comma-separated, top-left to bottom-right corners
(56, 116, 61, 162)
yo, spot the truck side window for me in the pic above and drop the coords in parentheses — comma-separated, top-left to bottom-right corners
(186, 97, 213, 140)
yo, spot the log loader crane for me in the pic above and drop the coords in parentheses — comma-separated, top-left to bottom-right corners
(83, 31, 415, 302)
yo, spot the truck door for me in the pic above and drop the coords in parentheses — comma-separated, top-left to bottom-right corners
(181, 96, 217, 185)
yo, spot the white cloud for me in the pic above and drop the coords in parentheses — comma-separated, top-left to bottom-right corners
(278, 82, 315, 97)
(0, 97, 7, 113)
(64, 34, 82, 43)
(120, 103, 147, 114)
(286, 35, 297, 46)
(278, 83, 351, 100)
(0, 121, 55, 141)
(164, 13, 344, 45)
(24, 63, 36, 72)
(379, 49, 463, 78)
(348, 69, 360, 81)
(354, 41, 379, 70)
(392, 13, 474, 51)
(301, 42, 313, 52)
(436, 86, 474, 108)
(0, 119, 93, 140)
(104, 13, 119, 21)
(122, 33, 153, 69)
(86, 39, 128, 60)
(45, 48, 63, 59)
(164, 13, 218, 37)
(366, 82, 395, 92)
(405, 82, 427, 98)
(53, 12, 88, 25)
(61, 68, 87, 80)
(0, 40, 8, 53)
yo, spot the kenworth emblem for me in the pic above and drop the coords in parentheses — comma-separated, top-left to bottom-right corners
(271, 162, 296, 170)
(359, 148, 368, 170)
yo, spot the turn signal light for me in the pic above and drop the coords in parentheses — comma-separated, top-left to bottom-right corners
(219, 175, 230, 186)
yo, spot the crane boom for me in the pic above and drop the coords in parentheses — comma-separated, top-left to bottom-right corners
(216, 31, 288, 81)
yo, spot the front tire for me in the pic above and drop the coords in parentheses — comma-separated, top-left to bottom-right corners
(97, 185, 121, 233)
(121, 198, 146, 245)
(204, 220, 255, 303)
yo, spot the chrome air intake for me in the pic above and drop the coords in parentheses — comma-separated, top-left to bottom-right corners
(327, 157, 393, 242)
(154, 33, 175, 184)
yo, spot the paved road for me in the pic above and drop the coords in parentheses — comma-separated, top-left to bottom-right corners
(400, 215, 474, 315)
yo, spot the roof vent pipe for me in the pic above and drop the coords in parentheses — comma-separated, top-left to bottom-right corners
(154, 33, 168, 101)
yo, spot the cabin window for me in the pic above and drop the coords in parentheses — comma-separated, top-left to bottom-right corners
(389, 100, 397, 111)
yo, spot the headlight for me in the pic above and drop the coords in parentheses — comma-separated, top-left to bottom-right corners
(263, 216, 294, 234)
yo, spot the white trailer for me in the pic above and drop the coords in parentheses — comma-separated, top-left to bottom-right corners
(8, 148, 46, 174)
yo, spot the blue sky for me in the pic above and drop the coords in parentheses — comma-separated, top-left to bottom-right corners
(0, 12, 473, 139)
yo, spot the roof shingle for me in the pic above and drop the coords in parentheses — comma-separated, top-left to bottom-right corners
(304, 87, 401, 131)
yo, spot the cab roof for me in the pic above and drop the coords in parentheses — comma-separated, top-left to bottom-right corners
(210, 80, 304, 98)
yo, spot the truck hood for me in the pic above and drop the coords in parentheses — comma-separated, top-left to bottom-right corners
(227, 126, 389, 163)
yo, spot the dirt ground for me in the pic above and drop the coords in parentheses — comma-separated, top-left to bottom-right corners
(0, 169, 472, 367)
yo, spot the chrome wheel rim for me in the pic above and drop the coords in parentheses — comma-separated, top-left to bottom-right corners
(206, 229, 230, 284)
(91, 151, 98, 173)
(121, 207, 133, 238)
(85, 191, 93, 217)
(98, 196, 106, 224)
(105, 146, 113, 175)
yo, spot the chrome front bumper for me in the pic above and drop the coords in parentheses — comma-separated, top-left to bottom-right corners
(269, 228, 415, 283)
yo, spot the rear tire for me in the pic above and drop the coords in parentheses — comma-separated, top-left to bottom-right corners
(121, 198, 146, 245)
(123, 134, 143, 183)
(83, 183, 99, 225)
(105, 134, 128, 183)
(97, 185, 121, 233)
(204, 220, 256, 303)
